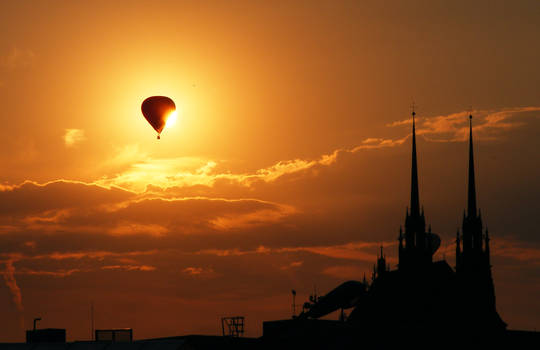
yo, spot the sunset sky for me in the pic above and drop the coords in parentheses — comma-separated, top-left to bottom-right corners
(1, 0, 539, 341)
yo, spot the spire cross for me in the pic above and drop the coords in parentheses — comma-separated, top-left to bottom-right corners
(411, 102, 417, 118)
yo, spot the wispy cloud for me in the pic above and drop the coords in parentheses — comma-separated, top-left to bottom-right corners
(196, 241, 396, 264)
(280, 261, 303, 270)
(90, 106, 539, 193)
(95, 155, 332, 193)
(17, 268, 82, 277)
(32, 250, 159, 261)
(388, 106, 540, 142)
(352, 136, 409, 150)
(0, 249, 159, 282)
(491, 237, 540, 265)
(280, 241, 397, 263)
(63, 129, 86, 147)
(102, 264, 156, 272)
(182, 266, 217, 278)
(210, 203, 296, 230)
(108, 223, 169, 237)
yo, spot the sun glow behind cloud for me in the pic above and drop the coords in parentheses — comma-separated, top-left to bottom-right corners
(84, 106, 540, 194)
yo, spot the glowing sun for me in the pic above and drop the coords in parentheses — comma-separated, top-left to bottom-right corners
(165, 110, 178, 129)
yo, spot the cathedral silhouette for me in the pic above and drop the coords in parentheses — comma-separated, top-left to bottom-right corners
(262, 111, 525, 348)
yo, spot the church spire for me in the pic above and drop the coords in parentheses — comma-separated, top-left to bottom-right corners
(410, 107, 420, 217)
(467, 115, 477, 218)
(400, 104, 428, 270)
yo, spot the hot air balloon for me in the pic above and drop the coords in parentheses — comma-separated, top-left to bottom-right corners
(141, 96, 176, 139)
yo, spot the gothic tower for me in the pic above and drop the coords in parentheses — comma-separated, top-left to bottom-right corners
(398, 109, 433, 271)
(456, 115, 490, 272)
(456, 115, 506, 330)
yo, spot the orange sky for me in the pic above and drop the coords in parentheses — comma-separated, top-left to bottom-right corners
(1, 0, 539, 341)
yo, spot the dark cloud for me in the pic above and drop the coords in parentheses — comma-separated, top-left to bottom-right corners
(0, 180, 133, 216)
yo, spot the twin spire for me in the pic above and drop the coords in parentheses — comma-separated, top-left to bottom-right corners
(410, 109, 420, 218)
(409, 110, 478, 220)
(402, 107, 488, 275)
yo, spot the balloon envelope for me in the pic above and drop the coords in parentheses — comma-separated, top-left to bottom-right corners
(141, 96, 176, 137)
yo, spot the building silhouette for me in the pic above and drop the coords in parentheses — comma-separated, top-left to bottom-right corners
(263, 110, 514, 348)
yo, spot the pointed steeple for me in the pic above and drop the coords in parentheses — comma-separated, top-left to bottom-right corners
(400, 104, 429, 270)
(410, 108, 420, 217)
(467, 114, 477, 218)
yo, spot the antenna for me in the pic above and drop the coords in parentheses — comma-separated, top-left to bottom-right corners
(91, 301, 94, 340)
(291, 290, 297, 318)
